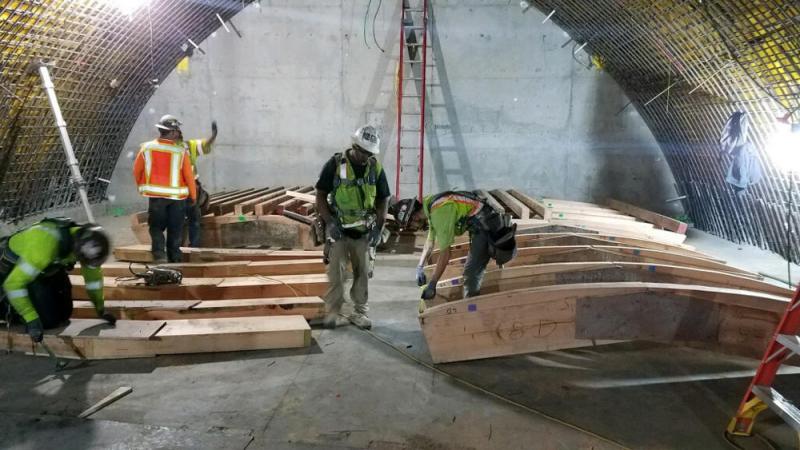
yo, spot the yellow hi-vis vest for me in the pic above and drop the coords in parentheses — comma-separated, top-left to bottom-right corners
(331, 153, 381, 232)
(138, 139, 190, 200)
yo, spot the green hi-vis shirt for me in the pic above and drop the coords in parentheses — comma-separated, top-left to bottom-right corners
(183, 138, 213, 178)
(424, 193, 483, 251)
(2, 222, 104, 323)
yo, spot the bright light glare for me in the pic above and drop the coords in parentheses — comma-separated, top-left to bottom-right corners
(105, 0, 150, 16)
(767, 121, 800, 173)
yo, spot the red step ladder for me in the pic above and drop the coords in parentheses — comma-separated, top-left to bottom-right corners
(728, 282, 800, 435)
(395, 0, 430, 200)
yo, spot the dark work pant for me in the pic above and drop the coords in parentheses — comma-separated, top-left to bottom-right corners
(148, 197, 185, 263)
(463, 227, 492, 298)
(2, 269, 72, 329)
(185, 199, 202, 248)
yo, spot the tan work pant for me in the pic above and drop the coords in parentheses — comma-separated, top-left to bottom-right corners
(324, 235, 370, 315)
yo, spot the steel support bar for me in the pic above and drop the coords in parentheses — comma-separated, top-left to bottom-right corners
(37, 65, 95, 223)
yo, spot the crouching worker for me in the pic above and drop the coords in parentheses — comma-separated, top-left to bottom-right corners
(395, 192, 517, 306)
(0, 219, 115, 342)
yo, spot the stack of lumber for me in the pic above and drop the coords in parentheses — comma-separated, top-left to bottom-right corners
(4, 246, 328, 360)
(130, 186, 321, 249)
(418, 190, 793, 363)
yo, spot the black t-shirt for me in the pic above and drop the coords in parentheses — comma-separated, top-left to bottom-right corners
(315, 151, 391, 238)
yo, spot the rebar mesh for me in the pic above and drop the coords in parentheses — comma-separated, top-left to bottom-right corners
(0, 0, 250, 222)
(532, 0, 800, 261)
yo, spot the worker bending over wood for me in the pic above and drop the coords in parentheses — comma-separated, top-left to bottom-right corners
(0, 218, 115, 342)
(180, 119, 217, 247)
(395, 191, 517, 305)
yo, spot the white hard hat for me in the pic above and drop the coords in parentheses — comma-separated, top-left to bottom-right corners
(352, 125, 380, 154)
(156, 114, 182, 131)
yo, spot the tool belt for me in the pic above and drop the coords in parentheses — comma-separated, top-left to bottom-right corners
(433, 191, 516, 263)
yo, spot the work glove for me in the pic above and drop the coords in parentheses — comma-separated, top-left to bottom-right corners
(98, 310, 117, 327)
(211, 120, 218, 137)
(326, 221, 343, 242)
(421, 281, 437, 300)
(415, 265, 427, 286)
(368, 226, 382, 247)
(26, 318, 44, 343)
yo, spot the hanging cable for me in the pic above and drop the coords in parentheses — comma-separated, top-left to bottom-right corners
(363, 0, 372, 49)
(372, 0, 385, 52)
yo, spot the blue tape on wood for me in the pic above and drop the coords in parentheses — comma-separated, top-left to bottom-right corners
(468, 304, 477, 312)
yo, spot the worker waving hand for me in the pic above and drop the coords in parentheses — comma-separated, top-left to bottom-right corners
(0, 219, 114, 342)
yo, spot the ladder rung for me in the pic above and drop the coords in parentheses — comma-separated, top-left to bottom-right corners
(404, 25, 425, 29)
(404, 77, 425, 81)
(777, 334, 800, 355)
(402, 94, 422, 98)
(404, 8, 424, 12)
(406, 43, 430, 47)
(403, 112, 422, 115)
(400, 146, 420, 149)
(401, 129, 421, 132)
(752, 386, 800, 432)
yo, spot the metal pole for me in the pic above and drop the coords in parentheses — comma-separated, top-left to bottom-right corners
(37, 64, 95, 223)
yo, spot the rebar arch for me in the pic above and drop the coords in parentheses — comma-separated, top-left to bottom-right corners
(0, 0, 252, 222)
(530, 0, 800, 261)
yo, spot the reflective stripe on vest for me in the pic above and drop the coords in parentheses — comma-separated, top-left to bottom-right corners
(139, 140, 189, 200)
(430, 193, 483, 217)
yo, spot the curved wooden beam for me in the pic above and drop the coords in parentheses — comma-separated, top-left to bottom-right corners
(425, 245, 758, 280)
(436, 262, 792, 301)
(419, 282, 786, 363)
(435, 232, 708, 263)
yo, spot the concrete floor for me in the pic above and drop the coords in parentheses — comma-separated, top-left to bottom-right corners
(2, 221, 800, 449)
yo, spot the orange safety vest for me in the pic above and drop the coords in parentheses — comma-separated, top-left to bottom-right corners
(137, 139, 190, 200)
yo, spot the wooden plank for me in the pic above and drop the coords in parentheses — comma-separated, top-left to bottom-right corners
(438, 232, 706, 263)
(0, 316, 310, 359)
(607, 198, 689, 234)
(73, 297, 325, 321)
(254, 194, 293, 215)
(207, 189, 254, 207)
(113, 245, 323, 263)
(474, 189, 506, 213)
(515, 219, 687, 245)
(182, 246, 322, 262)
(209, 187, 274, 215)
(507, 189, 545, 217)
(285, 190, 316, 203)
(426, 245, 757, 280)
(216, 186, 284, 215)
(419, 283, 787, 363)
(436, 262, 793, 301)
(79, 387, 133, 418)
(489, 189, 529, 219)
(235, 187, 298, 215)
(71, 275, 328, 300)
(79, 259, 324, 278)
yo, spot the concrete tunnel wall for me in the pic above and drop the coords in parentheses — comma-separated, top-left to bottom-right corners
(109, 0, 681, 216)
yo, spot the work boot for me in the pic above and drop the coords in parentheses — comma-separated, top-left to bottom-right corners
(350, 313, 372, 330)
(323, 312, 339, 329)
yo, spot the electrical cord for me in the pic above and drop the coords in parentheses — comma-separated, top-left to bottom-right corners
(359, 327, 632, 450)
(372, 0, 385, 52)
(363, 0, 372, 49)
(255, 275, 302, 297)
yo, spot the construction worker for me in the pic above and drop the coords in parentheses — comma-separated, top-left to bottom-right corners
(180, 120, 217, 247)
(0, 219, 115, 342)
(315, 125, 390, 329)
(133, 115, 197, 263)
(395, 191, 517, 304)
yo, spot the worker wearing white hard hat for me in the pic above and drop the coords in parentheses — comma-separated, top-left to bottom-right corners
(314, 125, 391, 330)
